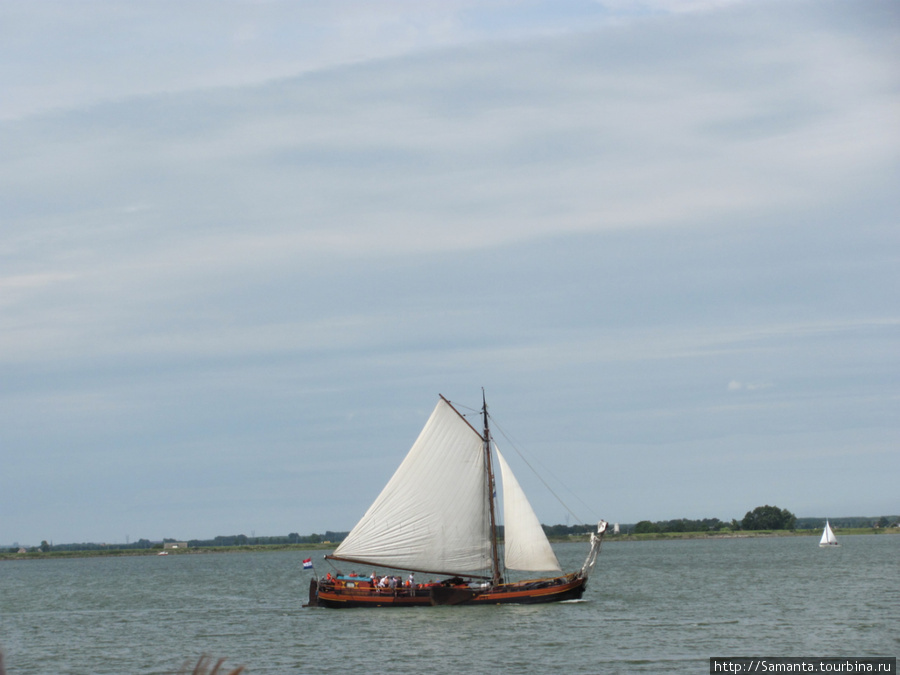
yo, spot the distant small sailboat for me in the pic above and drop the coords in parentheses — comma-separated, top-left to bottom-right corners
(819, 520, 840, 547)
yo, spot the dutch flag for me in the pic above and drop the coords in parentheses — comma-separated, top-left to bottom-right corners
(302, 558, 313, 569)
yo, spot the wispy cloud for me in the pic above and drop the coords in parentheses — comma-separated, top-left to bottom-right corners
(0, 272, 76, 291)
(727, 380, 772, 392)
(0, 0, 750, 121)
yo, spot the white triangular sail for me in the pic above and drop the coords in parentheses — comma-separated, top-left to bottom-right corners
(496, 447, 562, 572)
(332, 398, 492, 573)
(819, 520, 838, 546)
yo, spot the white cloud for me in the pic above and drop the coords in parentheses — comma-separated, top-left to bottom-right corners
(727, 380, 773, 392)
(0, 0, 750, 122)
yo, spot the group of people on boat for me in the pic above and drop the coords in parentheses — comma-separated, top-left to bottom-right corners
(320, 570, 487, 596)
(321, 571, 418, 595)
(373, 572, 415, 592)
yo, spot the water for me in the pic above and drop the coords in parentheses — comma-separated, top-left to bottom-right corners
(1, 536, 897, 674)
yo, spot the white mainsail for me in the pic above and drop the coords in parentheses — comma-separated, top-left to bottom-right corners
(331, 398, 493, 573)
(819, 520, 839, 547)
(496, 448, 561, 572)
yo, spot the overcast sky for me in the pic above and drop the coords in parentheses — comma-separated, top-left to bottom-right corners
(2, 0, 898, 546)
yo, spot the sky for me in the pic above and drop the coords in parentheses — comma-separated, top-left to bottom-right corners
(1, 0, 898, 546)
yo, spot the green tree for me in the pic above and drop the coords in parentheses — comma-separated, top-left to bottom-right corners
(633, 520, 657, 534)
(741, 505, 796, 530)
(40, 540, 51, 552)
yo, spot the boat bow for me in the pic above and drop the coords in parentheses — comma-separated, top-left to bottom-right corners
(580, 520, 608, 580)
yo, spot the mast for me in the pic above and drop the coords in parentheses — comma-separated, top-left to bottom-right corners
(482, 389, 502, 586)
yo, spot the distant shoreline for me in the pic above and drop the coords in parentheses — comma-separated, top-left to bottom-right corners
(0, 543, 333, 561)
(2, 527, 896, 561)
(592, 527, 899, 542)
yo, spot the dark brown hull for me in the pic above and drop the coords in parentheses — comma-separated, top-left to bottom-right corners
(312, 575, 587, 609)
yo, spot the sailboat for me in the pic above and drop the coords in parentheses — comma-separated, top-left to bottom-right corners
(819, 520, 840, 547)
(307, 394, 607, 608)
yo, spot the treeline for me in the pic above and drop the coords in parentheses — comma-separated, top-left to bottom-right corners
(187, 532, 349, 548)
(8, 532, 350, 554)
(795, 516, 897, 529)
(541, 524, 599, 537)
(630, 518, 732, 534)
(617, 509, 898, 535)
(630, 506, 796, 534)
(31, 539, 159, 553)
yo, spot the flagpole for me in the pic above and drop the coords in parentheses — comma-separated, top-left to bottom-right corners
(301, 556, 319, 607)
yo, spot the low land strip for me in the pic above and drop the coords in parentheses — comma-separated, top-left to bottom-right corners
(2, 527, 896, 561)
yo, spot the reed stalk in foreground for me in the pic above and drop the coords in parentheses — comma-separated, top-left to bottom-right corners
(179, 654, 245, 675)
(0, 650, 244, 675)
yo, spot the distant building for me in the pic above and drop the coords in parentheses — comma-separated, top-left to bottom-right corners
(163, 542, 188, 550)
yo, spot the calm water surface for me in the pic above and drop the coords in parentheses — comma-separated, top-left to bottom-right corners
(1, 536, 897, 674)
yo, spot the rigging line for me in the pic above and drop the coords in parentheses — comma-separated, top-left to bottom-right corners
(488, 413, 600, 524)
(452, 401, 482, 420)
(457, 395, 597, 522)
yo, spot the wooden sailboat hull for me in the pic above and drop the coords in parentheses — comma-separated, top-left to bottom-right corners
(312, 575, 588, 609)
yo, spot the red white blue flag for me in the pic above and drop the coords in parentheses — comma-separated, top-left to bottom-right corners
(302, 558, 313, 569)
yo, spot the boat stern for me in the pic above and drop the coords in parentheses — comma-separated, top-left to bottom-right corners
(303, 578, 319, 607)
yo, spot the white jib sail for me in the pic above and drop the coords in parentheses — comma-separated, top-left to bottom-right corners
(820, 520, 837, 545)
(496, 447, 561, 572)
(332, 398, 492, 574)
